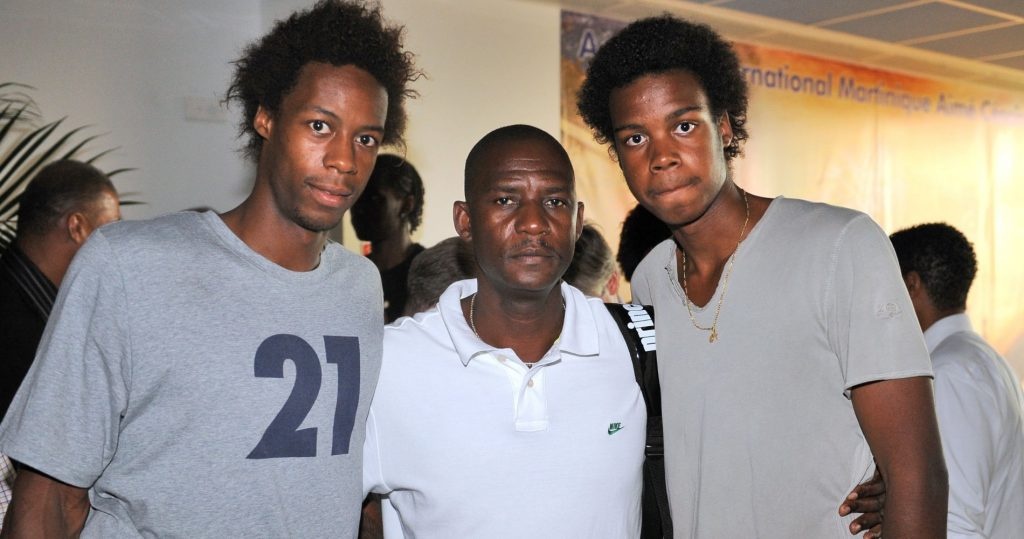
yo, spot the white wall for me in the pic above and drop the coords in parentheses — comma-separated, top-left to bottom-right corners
(1, 0, 262, 219)
(1, 0, 560, 245)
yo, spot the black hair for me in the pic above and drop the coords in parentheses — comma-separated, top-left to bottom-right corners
(617, 204, 672, 281)
(17, 160, 115, 237)
(577, 15, 749, 161)
(464, 124, 572, 198)
(889, 223, 977, 311)
(564, 222, 615, 297)
(367, 154, 425, 232)
(226, 0, 420, 160)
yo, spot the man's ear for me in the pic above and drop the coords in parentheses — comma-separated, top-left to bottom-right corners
(400, 194, 416, 220)
(904, 271, 924, 298)
(605, 270, 620, 298)
(66, 212, 91, 245)
(453, 201, 471, 241)
(717, 111, 733, 149)
(254, 105, 273, 140)
(575, 201, 585, 241)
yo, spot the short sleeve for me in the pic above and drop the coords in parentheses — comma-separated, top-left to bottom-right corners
(826, 215, 932, 391)
(0, 231, 131, 488)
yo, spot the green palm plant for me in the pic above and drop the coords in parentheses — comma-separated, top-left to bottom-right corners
(0, 82, 139, 250)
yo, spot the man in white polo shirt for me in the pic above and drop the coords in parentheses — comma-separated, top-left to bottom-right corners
(363, 124, 645, 537)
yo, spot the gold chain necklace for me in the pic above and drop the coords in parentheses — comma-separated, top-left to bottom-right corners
(680, 188, 749, 343)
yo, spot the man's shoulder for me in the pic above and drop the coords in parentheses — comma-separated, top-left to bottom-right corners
(932, 331, 1002, 381)
(384, 308, 447, 348)
(323, 241, 378, 278)
(767, 197, 870, 233)
(631, 237, 675, 286)
(95, 211, 207, 250)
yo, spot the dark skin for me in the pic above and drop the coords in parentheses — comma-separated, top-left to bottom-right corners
(609, 69, 946, 538)
(1, 62, 388, 539)
(453, 136, 583, 361)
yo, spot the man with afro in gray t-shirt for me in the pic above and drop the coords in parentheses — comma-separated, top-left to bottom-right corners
(0, 1, 419, 536)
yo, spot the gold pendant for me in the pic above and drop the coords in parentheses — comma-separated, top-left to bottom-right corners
(709, 327, 718, 343)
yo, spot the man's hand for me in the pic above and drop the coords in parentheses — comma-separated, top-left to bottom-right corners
(839, 469, 885, 538)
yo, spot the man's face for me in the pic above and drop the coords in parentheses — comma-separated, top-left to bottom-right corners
(255, 62, 388, 233)
(608, 69, 732, 228)
(350, 177, 406, 243)
(455, 138, 583, 295)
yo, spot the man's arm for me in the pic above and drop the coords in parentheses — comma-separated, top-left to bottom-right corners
(1, 467, 89, 538)
(359, 495, 383, 539)
(851, 376, 948, 538)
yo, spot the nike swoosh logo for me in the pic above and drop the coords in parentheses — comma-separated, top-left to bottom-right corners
(608, 424, 624, 435)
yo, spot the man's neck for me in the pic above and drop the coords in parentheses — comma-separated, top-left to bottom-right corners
(219, 198, 328, 273)
(14, 236, 70, 287)
(464, 283, 564, 363)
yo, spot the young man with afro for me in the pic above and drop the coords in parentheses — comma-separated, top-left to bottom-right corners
(0, 1, 418, 536)
(577, 15, 948, 538)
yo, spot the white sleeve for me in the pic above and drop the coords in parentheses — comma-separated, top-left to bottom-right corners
(933, 362, 994, 538)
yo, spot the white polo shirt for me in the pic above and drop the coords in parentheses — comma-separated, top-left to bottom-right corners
(926, 314, 1024, 539)
(364, 279, 645, 539)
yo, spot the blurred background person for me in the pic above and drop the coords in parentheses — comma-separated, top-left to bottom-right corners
(891, 222, 1024, 538)
(402, 236, 475, 317)
(564, 222, 620, 302)
(351, 154, 425, 322)
(0, 159, 120, 527)
(0, 159, 120, 419)
(616, 204, 670, 285)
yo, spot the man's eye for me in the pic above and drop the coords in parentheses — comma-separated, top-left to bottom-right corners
(546, 199, 568, 208)
(357, 134, 378, 147)
(675, 122, 695, 134)
(624, 133, 646, 147)
(309, 120, 330, 134)
(496, 197, 513, 205)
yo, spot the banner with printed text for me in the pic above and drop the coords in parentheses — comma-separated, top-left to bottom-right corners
(561, 11, 1024, 378)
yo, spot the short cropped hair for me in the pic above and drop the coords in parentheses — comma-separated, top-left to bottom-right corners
(368, 154, 425, 232)
(226, 0, 420, 160)
(17, 160, 115, 238)
(890, 223, 977, 311)
(464, 124, 572, 199)
(564, 223, 615, 297)
(577, 15, 749, 162)
(404, 237, 476, 316)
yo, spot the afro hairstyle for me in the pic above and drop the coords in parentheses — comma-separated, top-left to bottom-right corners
(577, 15, 749, 162)
(226, 0, 420, 160)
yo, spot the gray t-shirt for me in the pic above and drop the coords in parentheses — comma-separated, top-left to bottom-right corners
(0, 211, 383, 538)
(631, 197, 932, 538)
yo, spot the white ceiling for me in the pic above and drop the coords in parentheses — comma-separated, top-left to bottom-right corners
(529, 0, 1024, 90)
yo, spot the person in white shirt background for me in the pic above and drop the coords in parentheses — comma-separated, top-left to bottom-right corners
(891, 222, 1024, 538)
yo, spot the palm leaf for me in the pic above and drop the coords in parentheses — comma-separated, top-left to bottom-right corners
(0, 83, 140, 250)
